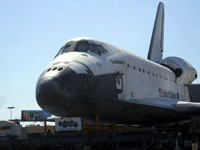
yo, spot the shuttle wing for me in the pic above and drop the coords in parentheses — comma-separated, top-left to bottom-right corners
(129, 98, 200, 112)
(148, 2, 164, 63)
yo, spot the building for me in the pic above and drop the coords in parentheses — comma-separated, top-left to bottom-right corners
(0, 121, 22, 139)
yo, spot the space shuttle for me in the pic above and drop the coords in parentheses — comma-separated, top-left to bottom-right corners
(36, 2, 200, 125)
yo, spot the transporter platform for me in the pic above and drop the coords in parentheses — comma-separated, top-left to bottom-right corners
(0, 127, 193, 150)
(0, 118, 200, 150)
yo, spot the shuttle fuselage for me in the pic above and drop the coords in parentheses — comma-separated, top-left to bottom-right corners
(36, 3, 199, 125)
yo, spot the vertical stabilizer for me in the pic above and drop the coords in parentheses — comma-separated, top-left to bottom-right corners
(148, 2, 164, 63)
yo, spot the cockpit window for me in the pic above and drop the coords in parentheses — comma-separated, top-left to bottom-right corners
(54, 40, 108, 58)
(63, 45, 70, 52)
(55, 45, 71, 58)
(75, 40, 108, 56)
(97, 44, 107, 55)
(76, 41, 88, 52)
(88, 43, 100, 55)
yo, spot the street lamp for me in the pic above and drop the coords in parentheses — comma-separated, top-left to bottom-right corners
(7, 107, 15, 135)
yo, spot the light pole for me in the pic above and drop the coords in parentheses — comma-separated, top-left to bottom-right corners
(7, 107, 15, 135)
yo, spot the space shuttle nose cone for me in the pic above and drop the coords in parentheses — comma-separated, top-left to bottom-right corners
(36, 78, 61, 106)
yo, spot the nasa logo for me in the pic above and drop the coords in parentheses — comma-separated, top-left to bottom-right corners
(116, 72, 123, 90)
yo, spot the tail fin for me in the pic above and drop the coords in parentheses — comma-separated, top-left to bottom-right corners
(148, 2, 164, 63)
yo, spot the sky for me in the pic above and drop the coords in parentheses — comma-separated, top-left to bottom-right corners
(0, 0, 200, 126)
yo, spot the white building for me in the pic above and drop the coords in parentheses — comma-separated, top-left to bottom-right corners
(0, 121, 22, 138)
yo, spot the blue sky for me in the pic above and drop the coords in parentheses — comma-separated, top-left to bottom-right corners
(0, 0, 200, 125)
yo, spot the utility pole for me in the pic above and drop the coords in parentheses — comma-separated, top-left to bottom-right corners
(7, 107, 15, 135)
